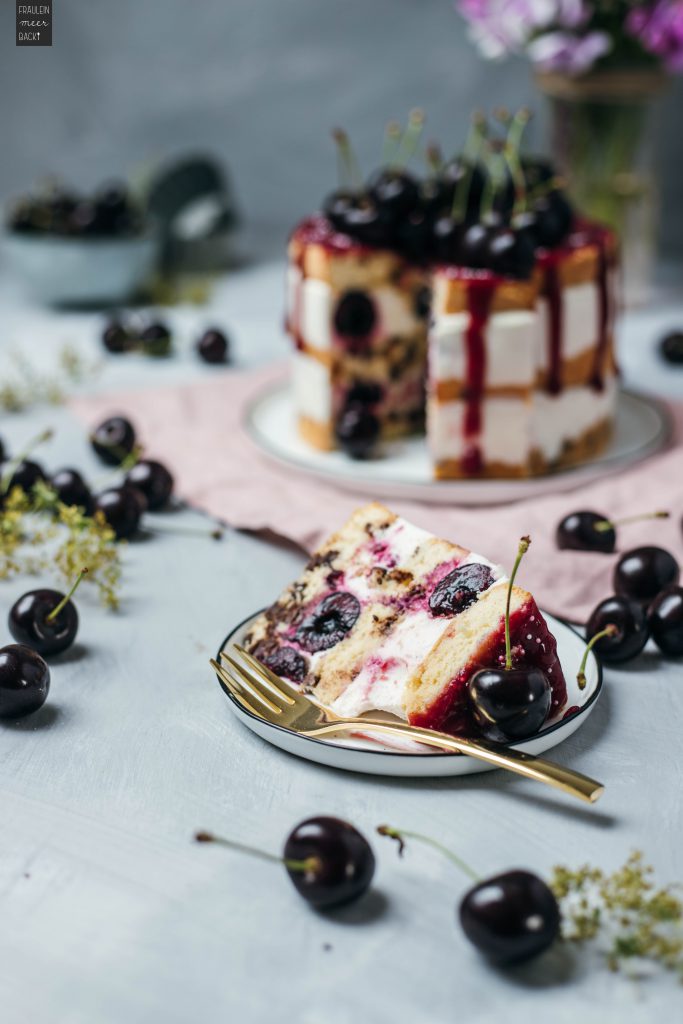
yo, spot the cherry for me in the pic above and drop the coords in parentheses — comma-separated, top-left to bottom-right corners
(94, 182, 132, 233)
(322, 188, 360, 232)
(459, 870, 560, 965)
(124, 459, 174, 511)
(429, 563, 494, 617)
(367, 168, 420, 219)
(283, 816, 376, 908)
(197, 328, 230, 365)
(441, 158, 485, 219)
(487, 226, 535, 280)
(613, 546, 679, 605)
(333, 291, 377, 340)
(140, 322, 172, 358)
(296, 592, 360, 653)
(470, 667, 551, 741)
(648, 586, 683, 657)
(585, 596, 649, 663)
(469, 538, 552, 741)
(345, 380, 383, 408)
(68, 199, 103, 235)
(420, 176, 451, 219)
(432, 213, 464, 263)
(335, 405, 380, 459)
(3, 459, 46, 494)
(195, 816, 375, 910)
(9, 568, 87, 657)
(50, 468, 94, 514)
(659, 331, 683, 365)
(531, 190, 573, 248)
(95, 486, 143, 539)
(396, 207, 433, 263)
(459, 222, 492, 268)
(90, 416, 137, 467)
(414, 285, 432, 322)
(556, 510, 615, 553)
(0, 644, 50, 720)
(251, 641, 308, 683)
(342, 198, 394, 248)
(102, 319, 134, 354)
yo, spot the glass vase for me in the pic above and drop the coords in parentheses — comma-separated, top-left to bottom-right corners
(537, 70, 667, 306)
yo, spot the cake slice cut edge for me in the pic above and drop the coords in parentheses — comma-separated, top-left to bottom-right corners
(242, 502, 568, 741)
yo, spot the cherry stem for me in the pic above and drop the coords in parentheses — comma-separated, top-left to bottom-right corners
(480, 140, 507, 222)
(382, 121, 403, 166)
(332, 128, 362, 190)
(145, 522, 224, 540)
(577, 625, 618, 690)
(93, 446, 142, 489)
(0, 428, 54, 494)
(503, 108, 531, 218)
(395, 108, 425, 168)
(193, 830, 319, 875)
(452, 112, 487, 221)
(505, 536, 531, 671)
(377, 825, 480, 882)
(46, 568, 88, 621)
(594, 510, 669, 533)
(425, 142, 444, 174)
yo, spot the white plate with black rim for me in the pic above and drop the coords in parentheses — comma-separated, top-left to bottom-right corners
(244, 381, 670, 507)
(215, 610, 602, 778)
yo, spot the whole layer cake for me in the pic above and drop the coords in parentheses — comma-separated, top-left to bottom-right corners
(244, 502, 568, 737)
(285, 125, 619, 478)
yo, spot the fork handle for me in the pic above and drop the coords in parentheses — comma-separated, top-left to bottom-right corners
(308, 721, 604, 804)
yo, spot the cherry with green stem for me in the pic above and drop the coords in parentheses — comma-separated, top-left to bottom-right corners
(556, 508, 670, 554)
(0, 427, 53, 497)
(577, 624, 618, 690)
(195, 816, 375, 909)
(377, 824, 560, 966)
(469, 537, 552, 741)
(9, 567, 88, 656)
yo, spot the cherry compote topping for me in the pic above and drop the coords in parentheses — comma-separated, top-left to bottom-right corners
(252, 642, 308, 683)
(296, 592, 360, 653)
(283, 816, 375, 909)
(429, 563, 494, 617)
(0, 644, 50, 720)
(459, 870, 560, 965)
(585, 596, 649, 663)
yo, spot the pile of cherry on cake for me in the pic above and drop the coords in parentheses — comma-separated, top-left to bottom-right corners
(557, 508, 683, 665)
(0, 417, 219, 723)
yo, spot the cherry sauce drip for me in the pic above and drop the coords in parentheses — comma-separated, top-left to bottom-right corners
(462, 278, 495, 475)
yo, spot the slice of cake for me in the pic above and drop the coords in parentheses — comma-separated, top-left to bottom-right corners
(244, 503, 567, 737)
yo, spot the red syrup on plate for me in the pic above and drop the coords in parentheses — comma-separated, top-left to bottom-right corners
(407, 601, 568, 737)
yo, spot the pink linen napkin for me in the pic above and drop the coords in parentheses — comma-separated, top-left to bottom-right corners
(69, 364, 683, 624)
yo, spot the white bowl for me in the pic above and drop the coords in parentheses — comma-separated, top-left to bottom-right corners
(1, 229, 160, 306)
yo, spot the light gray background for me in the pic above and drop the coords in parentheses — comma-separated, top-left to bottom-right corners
(0, 0, 682, 257)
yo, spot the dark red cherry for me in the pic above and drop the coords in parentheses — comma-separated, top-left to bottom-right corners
(367, 168, 420, 219)
(95, 486, 142, 539)
(469, 667, 551, 741)
(441, 158, 485, 219)
(511, 209, 540, 250)
(429, 563, 494, 617)
(90, 416, 137, 466)
(342, 199, 394, 248)
(585, 596, 649, 663)
(345, 380, 383, 408)
(124, 459, 174, 510)
(335, 405, 380, 459)
(322, 189, 360, 233)
(460, 222, 492, 268)
(659, 331, 683, 365)
(459, 870, 560, 965)
(102, 319, 134, 354)
(9, 586, 79, 657)
(68, 199, 104, 235)
(648, 586, 683, 657)
(296, 592, 360, 653)
(333, 291, 377, 341)
(532, 190, 574, 248)
(432, 213, 464, 263)
(420, 177, 452, 219)
(197, 328, 230, 365)
(252, 641, 308, 683)
(556, 510, 615, 553)
(487, 227, 535, 280)
(140, 322, 172, 357)
(0, 644, 50, 720)
(4, 459, 45, 494)
(396, 207, 433, 263)
(414, 285, 432, 322)
(283, 816, 375, 909)
(50, 468, 94, 514)
(613, 546, 679, 605)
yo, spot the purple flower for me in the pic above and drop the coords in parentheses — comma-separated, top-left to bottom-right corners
(627, 1, 683, 71)
(527, 29, 612, 73)
(458, 1, 596, 62)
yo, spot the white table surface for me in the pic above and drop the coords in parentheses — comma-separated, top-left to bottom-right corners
(0, 262, 682, 1024)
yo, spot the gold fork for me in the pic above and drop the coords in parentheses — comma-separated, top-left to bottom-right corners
(210, 644, 604, 805)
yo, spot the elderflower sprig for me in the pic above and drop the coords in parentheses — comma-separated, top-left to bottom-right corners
(0, 344, 99, 414)
(550, 851, 683, 980)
